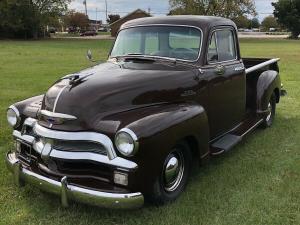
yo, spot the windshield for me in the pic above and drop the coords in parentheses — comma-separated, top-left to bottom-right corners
(110, 26, 202, 61)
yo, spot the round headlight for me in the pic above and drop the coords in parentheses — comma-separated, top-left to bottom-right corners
(7, 106, 20, 128)
(115, 128, 139, 157)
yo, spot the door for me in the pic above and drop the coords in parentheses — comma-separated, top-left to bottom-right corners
(205, 28, 246, 138)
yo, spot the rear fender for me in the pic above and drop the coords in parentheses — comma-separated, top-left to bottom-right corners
(256, 70, 281, 114)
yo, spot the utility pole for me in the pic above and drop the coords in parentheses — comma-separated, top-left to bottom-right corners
(105, 0, 108, 22)
(83, 0, 88, 16)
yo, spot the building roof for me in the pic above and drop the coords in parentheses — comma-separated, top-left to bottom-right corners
(109, 9, 151, 27)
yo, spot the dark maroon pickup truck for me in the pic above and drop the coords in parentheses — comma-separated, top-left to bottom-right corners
(6, 16, 286, 209)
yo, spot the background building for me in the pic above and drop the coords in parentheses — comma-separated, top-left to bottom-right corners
(110, 9, 151, 37)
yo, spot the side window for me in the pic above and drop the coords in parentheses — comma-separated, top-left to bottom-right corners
(145, 32, 159, 55)
(208, 32, 218, 62)
(207, 29, 237, 63)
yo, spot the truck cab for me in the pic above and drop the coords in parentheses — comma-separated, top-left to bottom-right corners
(5, 16, 283, 208)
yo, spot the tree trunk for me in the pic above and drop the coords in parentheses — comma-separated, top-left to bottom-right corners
(290, 30, 300, 39)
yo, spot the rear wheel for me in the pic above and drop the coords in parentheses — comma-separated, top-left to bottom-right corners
(261, 92, 276, 128)
(148, 142, 192, 205)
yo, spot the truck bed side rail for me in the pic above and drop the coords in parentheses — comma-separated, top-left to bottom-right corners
(245, 58, 280, 74)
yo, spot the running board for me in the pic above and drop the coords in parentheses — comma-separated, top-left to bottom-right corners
(210, 118, 263, 155)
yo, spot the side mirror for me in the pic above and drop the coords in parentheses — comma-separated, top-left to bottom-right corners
(87, 49, 93, 61)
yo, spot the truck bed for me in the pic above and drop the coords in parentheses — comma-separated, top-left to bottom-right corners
(242, 58, 280, 111)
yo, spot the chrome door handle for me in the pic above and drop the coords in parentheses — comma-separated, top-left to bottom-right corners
(215, 65, 225, 75)
(234, 66, 245, 72)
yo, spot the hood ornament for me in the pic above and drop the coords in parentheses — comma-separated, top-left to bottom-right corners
(62, 72, 95, 85)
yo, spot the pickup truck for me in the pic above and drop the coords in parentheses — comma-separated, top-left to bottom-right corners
(5, 16, 285, 209)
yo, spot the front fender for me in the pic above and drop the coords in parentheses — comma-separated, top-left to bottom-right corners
(256, 70, 281, 113)
(113, 103, 210, 194)
(10, 95, 44, 130)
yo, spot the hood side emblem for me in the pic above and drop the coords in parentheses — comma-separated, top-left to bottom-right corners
(39, 110, 77, 127)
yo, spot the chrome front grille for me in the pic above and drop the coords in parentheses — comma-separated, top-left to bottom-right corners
(52, 140, 107, 155)
(12, 118, 138, 170)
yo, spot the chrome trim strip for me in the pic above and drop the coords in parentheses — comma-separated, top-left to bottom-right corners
(6, 153, 143, 209)
(40, 110, 77, 120)
(33, 123, 117, 160)
(23, 117, 37, 127)
(53, 85, 68, 113)
(245, 58, 280, 74)
(240, 119, 264, 138)
(13, 130, 35, 145)
(112, 24, 204, 63)
(50, 149, 138, 170)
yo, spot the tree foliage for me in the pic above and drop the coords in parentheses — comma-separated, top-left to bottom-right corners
(0, 0, 70, 39)
(64, 11, 89, 30)
(107, 14, 121, 24)
(272, 0, 300, 39)
(232, 15, 250, 29)
(169, 0, 256, 19)
(251, 18, 260, 29)
(261, 16, 279, 32)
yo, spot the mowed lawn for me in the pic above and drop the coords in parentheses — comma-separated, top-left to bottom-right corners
(0, 38, 299, 225)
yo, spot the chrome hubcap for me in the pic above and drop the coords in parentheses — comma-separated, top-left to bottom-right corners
(163, 151, 184, 192)
(266, 102, 272, 122)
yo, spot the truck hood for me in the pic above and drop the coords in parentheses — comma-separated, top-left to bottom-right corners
(40, 61, 198, 132)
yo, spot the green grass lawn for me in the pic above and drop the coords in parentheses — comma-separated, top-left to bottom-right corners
(0, 38, 299, 225)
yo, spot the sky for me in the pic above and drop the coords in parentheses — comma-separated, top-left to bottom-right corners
(69, 0, 276, 23)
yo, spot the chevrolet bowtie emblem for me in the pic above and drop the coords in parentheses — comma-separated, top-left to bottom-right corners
(39, 110, 77, 127)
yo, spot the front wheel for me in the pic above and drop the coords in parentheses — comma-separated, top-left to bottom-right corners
(148, 142, 192, 205)
(261, 92, 276, 128)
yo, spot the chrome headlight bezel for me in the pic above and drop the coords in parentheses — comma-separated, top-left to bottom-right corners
(7, 105, 21, 128)
(115, 128, 139, 157)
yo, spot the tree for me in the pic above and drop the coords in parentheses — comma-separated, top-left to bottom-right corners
(0, 0, 70, 39)
(272, 0, 300, 39)
(169, 0, 257, 19)
(64, 11, 89, 30)
(261, 16, 279, 32)
(107, 14, 121, 24)
(251, 18, 260, 29)
(232, 16, 251, 29)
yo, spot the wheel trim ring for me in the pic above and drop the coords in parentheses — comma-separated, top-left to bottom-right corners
(266, 102, 272, 123)
(163, 151, 185, 192)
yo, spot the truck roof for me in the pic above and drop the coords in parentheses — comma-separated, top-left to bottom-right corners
(121, 15, 237, 31)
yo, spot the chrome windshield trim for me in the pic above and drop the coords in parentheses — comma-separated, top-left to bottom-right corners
(33, 123, 117, 160)
(40, 110, 77, 120)
(50, 149, 138, 170)
(111, 24, 203, 63)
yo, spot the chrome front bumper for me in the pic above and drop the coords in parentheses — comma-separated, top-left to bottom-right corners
(6, 152, 144, 209)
